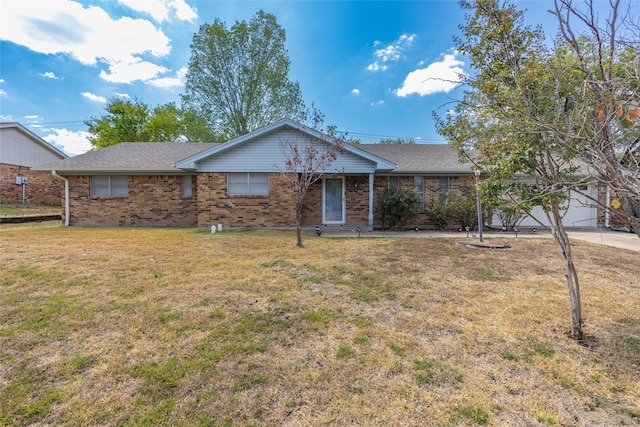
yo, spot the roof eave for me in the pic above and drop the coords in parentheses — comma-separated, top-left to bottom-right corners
(33, 167, 193, 175)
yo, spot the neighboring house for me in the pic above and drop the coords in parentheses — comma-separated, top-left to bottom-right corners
(0, 122, 68, 204)
(34, 118, 604, 229)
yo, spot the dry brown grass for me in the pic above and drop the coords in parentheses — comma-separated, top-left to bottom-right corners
(0, 204, 60, 217)
(0, 225, 639, 426)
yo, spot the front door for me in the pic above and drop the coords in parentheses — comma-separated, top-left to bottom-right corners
(323, 177, 345, 225)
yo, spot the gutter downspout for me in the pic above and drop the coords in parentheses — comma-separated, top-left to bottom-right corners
(52, 170, 70, 226)
(368, 173, 374, 230)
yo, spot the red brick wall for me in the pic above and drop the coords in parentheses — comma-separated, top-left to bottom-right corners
(196, 172, 299, 228)
(0, 163, 63, 204)
(195, 173, 372, 229)
(372, 175, 477, 229)
(61, 172, 481, 229)
(67, 175, 198, 227)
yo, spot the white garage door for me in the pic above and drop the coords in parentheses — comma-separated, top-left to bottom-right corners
(493, 185, 598, 228)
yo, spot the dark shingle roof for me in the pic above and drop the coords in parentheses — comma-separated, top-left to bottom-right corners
(34, 140, 475, 176)
(358, 144, 474, 174)
(33, 142, 216, 174)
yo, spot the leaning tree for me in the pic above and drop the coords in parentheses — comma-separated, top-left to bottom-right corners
(437, 0, 596, 339)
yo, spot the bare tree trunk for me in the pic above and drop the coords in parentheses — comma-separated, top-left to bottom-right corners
(548, 208, 583, 340)
(295, 200, 303, 248)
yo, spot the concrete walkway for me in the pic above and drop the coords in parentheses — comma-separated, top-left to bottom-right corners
(566, 229, 640, 252)
(319, 228, 640, 252)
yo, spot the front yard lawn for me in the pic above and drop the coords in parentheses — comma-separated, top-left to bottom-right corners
(0, 227, 638, 426)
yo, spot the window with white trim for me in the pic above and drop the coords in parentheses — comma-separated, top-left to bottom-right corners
(91, 176, 128, 197)
(181, 176, 193, 197)
(227, 173, 269, 196)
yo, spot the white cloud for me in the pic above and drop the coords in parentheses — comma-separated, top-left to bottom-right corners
(118, 0, 196, 23)
(351, 88, 360, 95)
(115, 92, 130, 98)
(100, 55, 168, 83)
(1, 1, 172, 84)
(82, 92, 107, 103)
(366, 62, 387, 72)
(43, 72, 59, 79)
(367, 33, 416, 72)
(0, 89, 5, 97)
(43, 128, 92, 156)
(148, 66, 187, 88)
(396, 51, 465, 97)
(171, 0, 197, 22)
(370, 100, 384, 107)
(25, 115, 40, 120)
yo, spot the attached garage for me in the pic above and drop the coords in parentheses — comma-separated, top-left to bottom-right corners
(494, 184, 599, 229)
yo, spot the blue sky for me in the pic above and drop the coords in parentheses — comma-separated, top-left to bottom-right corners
(1, 0, 576, 156)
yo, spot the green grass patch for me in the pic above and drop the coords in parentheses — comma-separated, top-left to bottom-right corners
(388, 342, 404, 356)
(526, 339, 556, 359)
(336, 345, 355, 359)
(130, 356, 185, 400)
(231, 374, 268, 392)
(331, 267, 396, 302)
(413, 358, 464, 387)
(454, 405, 490, 424)
(0, 362, 66, 425)
(468, 268, 495, 281)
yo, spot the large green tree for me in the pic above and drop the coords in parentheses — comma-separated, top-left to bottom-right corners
(435, 0, 590, 339)
(85, 98, 219, 149)
(182, 10, 304, 139)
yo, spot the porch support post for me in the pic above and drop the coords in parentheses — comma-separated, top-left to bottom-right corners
(368, 173, 374, 229)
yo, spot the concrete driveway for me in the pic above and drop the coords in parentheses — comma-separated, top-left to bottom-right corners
(566, 229, 640, 252)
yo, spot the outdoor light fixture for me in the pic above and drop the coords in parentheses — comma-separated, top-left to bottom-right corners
(474, 168, 484, 243)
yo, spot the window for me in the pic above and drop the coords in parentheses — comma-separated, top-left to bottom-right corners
(228, 173, 269, 196)
(91, 176, 128, 197)
(413, 176, 425, 208)
(181, 176, 193, 197)
(388, 176, 399, 191)
(438, 177, 450, 202)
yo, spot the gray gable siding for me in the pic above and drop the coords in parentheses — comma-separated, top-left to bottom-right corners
(194, 128, 378, 173)
(1, 124, 68, 167)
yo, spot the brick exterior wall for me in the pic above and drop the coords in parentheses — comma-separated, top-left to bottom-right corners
(0, 163, 63, 204)
(59, 172, 493, 229)
(67, 175, 198, 227)
(372, 175, 477, 229)
(196, 174, 373, 229)
(196, 172, 299, 228)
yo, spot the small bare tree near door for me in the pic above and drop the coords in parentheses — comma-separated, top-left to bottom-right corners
(279, 109, 345, 247)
